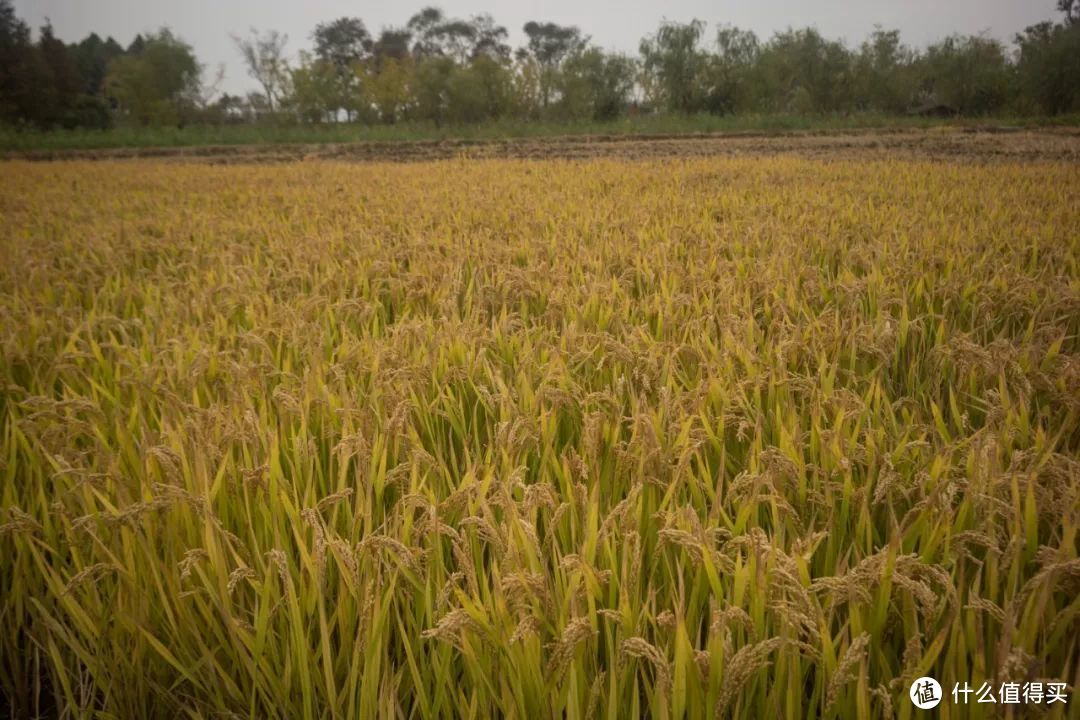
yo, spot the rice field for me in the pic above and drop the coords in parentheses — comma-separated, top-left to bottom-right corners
(1, 155, 1078, 718)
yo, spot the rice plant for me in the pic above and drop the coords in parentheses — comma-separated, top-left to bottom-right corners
(0, 157, 1077, 718)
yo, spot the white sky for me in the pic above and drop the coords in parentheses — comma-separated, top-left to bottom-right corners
(14, 0, 1063, 96)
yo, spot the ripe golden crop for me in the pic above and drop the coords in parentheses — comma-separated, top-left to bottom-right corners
(1, 157, 1077, 718)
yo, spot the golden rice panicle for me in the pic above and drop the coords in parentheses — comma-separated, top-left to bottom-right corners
(0, 155, 1076, 718)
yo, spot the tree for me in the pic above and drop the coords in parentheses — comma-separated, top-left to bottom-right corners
(560, 48, 636, 120)
(289, 51, 339, 122)
(372, 28, 412, 66)
(232, 28, 289, 112)
(36, 22, 82, 126)
(916, 35, 1011, 114)
(0, 0, 40, 125)
(213, 92, 249, 122)
(245, 91, 270, 116)
(446, 62, 486, 122)
(408, 9, 509, 64)
(521, 21, 588, 67)
(705, 25, 760, 113)
(313, 17, 371, 70)
(469, 53, 513, 117)
(1059, 0, 1079, 25)
(69, 32, 124, 96)
(0, 0, 23, 47)
(1, 2, 121, 129)
(411, 54, 455, 124)
(444, 54, 513, 123)
(366, 56, 412, 122)
(519, 21, 588, 110)
(511, 55, 543, 118)
(469, 15, 510, 62)
(186, 62, 225, 116)
(310, 18, 371, 120)
(755, 28, 854, 113)
(428, 19, 478, 65)
(852, 28, 915, 113)
(106, 28, 200, 125)
(640, 20, 709, 113)
(127, 34, 146, 55)
(408, 7, 449, 59)
(1014, 20, 1080, 114)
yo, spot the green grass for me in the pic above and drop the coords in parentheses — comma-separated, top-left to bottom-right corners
(2, 112, 1078, 152)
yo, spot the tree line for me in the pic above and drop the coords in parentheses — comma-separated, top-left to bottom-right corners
(1, 0, 1078, 131)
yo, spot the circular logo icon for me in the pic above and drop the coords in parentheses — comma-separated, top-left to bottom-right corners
(910, 677, 943, 709)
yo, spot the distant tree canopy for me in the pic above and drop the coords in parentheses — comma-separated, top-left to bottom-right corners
(1, 0, 1078, 130)
(106, 29, 200, 125)
(1014, 19, 1080, 114)
(231, 28, 289, 112)
(313, 17, 372, 71)
(0, 4, 114, 128)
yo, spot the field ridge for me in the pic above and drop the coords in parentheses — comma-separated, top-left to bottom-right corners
(5, 126, 1080, 164)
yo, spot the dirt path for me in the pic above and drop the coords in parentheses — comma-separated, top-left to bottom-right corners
(6, 127, 1080, 164)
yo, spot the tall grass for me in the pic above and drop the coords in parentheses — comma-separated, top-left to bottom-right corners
(0, 157, 1077, 718)
(2, 112, 1079, 152)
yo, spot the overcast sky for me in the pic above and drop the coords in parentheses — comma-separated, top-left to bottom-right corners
(14, 0, 1063, 96)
